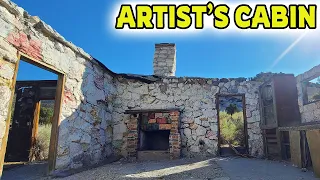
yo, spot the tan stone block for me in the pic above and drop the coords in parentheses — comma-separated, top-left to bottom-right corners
(189, 123, 198, 130)
(200, 117, 208, 121)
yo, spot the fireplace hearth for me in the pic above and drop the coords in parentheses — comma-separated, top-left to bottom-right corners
(139, 130, 170, 151)
(125, 109, 181, 160)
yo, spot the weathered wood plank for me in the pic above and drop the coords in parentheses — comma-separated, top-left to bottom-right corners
(306, 130, 320, 178)
(289, 131, 302, 168)
(125, 108, 180, 114)
(279, 123, 320, 131)
(0, 57, 20, 178)
(48, 74, 65, 174)
(30, 101, 41, 159)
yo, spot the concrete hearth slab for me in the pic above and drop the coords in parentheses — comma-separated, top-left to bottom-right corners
(137, 151, 170, 161)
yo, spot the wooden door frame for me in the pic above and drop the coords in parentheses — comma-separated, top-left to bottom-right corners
(0, 53, 65, 177)
(216, 93, 249, 155)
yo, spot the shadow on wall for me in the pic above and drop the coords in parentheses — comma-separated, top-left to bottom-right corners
(54, 60, 117, 171)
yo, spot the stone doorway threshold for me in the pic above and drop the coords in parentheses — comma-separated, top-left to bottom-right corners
(137, 150, 170, 161)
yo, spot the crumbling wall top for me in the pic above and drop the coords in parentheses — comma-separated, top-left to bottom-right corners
(0, 0, 117, 76)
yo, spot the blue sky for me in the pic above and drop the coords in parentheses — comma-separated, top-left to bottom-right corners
(14, 0, 320, 81)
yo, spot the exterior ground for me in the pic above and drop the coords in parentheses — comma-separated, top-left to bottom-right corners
(216, 157, 318, 180)
(2, 157, 318, 180)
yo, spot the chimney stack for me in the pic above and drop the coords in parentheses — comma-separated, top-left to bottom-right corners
(153, 43, 176, 77)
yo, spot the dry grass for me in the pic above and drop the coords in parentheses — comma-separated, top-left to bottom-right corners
(29, 124, 51, 162)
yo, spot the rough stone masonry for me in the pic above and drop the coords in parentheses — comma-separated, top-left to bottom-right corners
(153, 43, 176, 77)
(296, 64, 320, 123)
(0, 0, 264, 174)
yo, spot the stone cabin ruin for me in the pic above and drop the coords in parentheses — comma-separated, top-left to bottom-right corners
(0, 0, 320, 178)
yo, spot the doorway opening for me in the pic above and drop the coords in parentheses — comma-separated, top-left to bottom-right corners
(217, 94, 248, 156)
(1, 55, 64, 178)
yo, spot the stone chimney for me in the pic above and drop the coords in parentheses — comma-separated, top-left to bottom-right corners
(153, 43, 176, 77)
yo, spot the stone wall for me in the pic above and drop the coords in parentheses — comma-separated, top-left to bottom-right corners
(112, 77, 264, 158)
(0, 0, 116, 171)
(0, 0, 265, 174)
(296, 64, 320, 123)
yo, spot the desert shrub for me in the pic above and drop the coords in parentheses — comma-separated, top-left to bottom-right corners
(220, 111, 244, 146)
(29, 124, 52, 161)
(225, 103, 240, 117)
(39, 106, 54, 125)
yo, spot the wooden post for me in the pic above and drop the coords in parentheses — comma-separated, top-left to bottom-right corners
(306, 130, 320, 178)
(48, 74, 65, 174)
(289, 130, 302, 168)
(29, 101, 41, 161)
(0, 58, 20, 178)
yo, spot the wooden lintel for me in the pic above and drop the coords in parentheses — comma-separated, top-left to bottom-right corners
(125, 108, 180, 114)
(279, 123, 320, 131)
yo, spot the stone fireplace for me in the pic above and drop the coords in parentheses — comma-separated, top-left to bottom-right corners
(125, 109, 181, 160)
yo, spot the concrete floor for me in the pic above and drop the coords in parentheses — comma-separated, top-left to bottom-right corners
(1, 157, 319, 180)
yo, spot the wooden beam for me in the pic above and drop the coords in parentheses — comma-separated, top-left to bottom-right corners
(20, 53, 64, 75)
(15, 80, 57, 88)
(0, 57, 20, 178)
(125, 108, 180, 114)
(216, 93, 245, 97)
(48, 74, 65, 174)
(29, 101, 41, 161)
(278, 122, 320, 131)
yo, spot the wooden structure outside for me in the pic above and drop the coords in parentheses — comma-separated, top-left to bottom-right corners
(306, 130, 320, 177)
(5, 80, 57, 162)
(259, 74, 320, 177)
(279, 125, 320, 178)
(259, 74, 301, 160)
(5, 85, 38, 162)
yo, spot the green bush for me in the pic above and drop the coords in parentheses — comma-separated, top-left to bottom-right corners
(220, 111, 244, 146)
(39, 106, 54, 125)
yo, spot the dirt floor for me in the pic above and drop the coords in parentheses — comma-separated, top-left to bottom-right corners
(216, 157, 318, 180)
(2, 161, 48, 180)
(2, 157, 318, 180)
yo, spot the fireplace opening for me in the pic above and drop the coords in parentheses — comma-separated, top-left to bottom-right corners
(139, 130, 170, 151)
